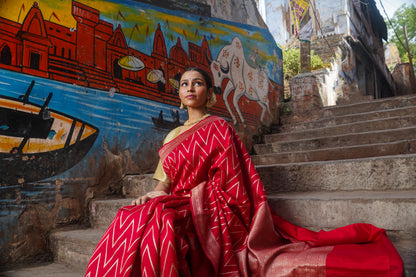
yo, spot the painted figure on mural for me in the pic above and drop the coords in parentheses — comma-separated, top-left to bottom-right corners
(85, 67, 403, 277)
(210, 37, 271, 128)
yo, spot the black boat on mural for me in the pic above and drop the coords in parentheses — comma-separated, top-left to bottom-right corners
(0, 80, 99, 184)
(152, 110, 181, 130)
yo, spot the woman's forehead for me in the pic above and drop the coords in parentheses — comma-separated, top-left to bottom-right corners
(180, 71, 205, 81)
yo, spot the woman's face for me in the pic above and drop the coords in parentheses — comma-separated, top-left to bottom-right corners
(179, 70, 209, 111)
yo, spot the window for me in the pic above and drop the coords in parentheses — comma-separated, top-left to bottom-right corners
(113, 58, 122, 79)
(30, 52, 40, 70)
(0, 44, 12, 65)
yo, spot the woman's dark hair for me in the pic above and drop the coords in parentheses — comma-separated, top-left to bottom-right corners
(182, 67, 213, 89)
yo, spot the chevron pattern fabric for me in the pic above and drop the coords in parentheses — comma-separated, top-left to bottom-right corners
(85, 116, 403, 277)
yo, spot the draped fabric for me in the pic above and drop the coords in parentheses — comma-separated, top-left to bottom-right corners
(85, 116, 403, 277)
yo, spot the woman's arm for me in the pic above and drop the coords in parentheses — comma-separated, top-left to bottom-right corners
(131, 181, 170, 205)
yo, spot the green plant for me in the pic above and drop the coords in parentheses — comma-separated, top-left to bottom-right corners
(283, 47, 324, 81)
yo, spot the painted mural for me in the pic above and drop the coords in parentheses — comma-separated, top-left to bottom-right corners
(0, 0, 283, 264)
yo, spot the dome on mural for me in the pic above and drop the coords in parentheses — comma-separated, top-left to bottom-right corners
(118, 56, 145, 71)
(170, 38, 189, 64)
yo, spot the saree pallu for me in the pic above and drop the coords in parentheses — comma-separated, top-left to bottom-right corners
(85, 116, 403, 277)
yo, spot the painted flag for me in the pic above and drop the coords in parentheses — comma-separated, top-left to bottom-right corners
(118, 10, 126, 21)
(289, 0, 309, 37)
(18, 3, 25, 22)
(134, 23, 139, 32)
(52, 11, 60, 22)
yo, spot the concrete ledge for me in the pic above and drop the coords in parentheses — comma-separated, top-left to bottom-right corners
(280, 106, 416, 133)
(89, 198, 134, 228)
(1, 263, 85, 277)
(268, 190, 416, 234)
(121, 174, 157, 197)
(320, 94, 416, 118)
(49, 228, 106, 272)
(255, 127, 416, 154)
(253, 140, 416, 165)
(257, 154, 416, 193)
(265, 116, 416, 143)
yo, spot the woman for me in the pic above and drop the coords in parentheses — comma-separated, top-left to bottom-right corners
(85, 67, 403, 276)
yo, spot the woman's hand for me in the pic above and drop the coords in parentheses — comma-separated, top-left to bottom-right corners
(131, 190, 168, 205)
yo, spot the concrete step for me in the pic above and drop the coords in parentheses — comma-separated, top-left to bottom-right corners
(268, 190, 416, 234)
(319, 94, 416, 118)
(255, 126, 416, 154)
(268, 190, 416, 277)
(49, 228, 105, 272)
(252, 140, 416, 165)
(121, 174, 158, 197)
(0, 262, 84, 277)
(89, 198, 133, 229)
(393, 240, 416, 277)
(280, 105, 416, 133)
(256, 154, 416, 194)
(265, 115, 416, 144)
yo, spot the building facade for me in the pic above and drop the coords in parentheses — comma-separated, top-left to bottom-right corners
(258, 0, 395, 105)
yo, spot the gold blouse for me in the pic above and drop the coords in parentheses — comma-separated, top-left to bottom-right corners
(153, 126, 182, 183)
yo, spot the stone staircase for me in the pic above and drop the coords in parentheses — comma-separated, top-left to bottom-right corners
(3, 95, 416, 276)
(254, 95, 416, 276)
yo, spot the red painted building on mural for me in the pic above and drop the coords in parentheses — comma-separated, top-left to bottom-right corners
(0, 1, 280, 126)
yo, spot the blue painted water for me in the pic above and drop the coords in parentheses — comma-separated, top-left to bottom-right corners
(0, 68, 189, 250)
(0, 69, 187, 177)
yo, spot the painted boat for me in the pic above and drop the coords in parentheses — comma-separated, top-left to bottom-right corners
(0, 81, 99, 184)
(152, 110, 181, 130)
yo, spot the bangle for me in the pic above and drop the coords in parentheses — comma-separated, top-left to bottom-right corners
(146, 191, 168, 198)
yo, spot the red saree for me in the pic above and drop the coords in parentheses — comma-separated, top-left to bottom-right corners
(85, 116, 403, 277)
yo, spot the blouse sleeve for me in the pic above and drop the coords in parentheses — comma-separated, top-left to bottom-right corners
(152, 126, 182, 183)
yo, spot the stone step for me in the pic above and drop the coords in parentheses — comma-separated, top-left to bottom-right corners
(121, 174, 158, 197)
(265, 115, 416, 144)
(268, 190, 416, 235)
(252, 140, 416, 165)
(255, 126, 416, 154)
(280, 105, 416, 133)
(89, 198, 133, 229)
(256, 154, 416, 194)
(268, 190, 416, 277)
(0, 262, 85, 277)
(49, 227, 105, 272)
(51, 192, 416, 277)
(319, 94, 416, 118)
(393, 240, 416, 277)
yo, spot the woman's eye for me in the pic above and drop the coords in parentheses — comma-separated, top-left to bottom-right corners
(194, 81, 202, 86)
(180, 82, 188, 87)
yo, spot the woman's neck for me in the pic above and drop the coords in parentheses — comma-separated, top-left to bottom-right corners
(187, 108, 207, 122)
(184, 108, 210, 126)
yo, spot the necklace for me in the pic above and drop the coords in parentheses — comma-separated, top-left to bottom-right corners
(184, 114, 210, 126)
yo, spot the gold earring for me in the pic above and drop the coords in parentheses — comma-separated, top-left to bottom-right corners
(180, 102, 185, 109)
